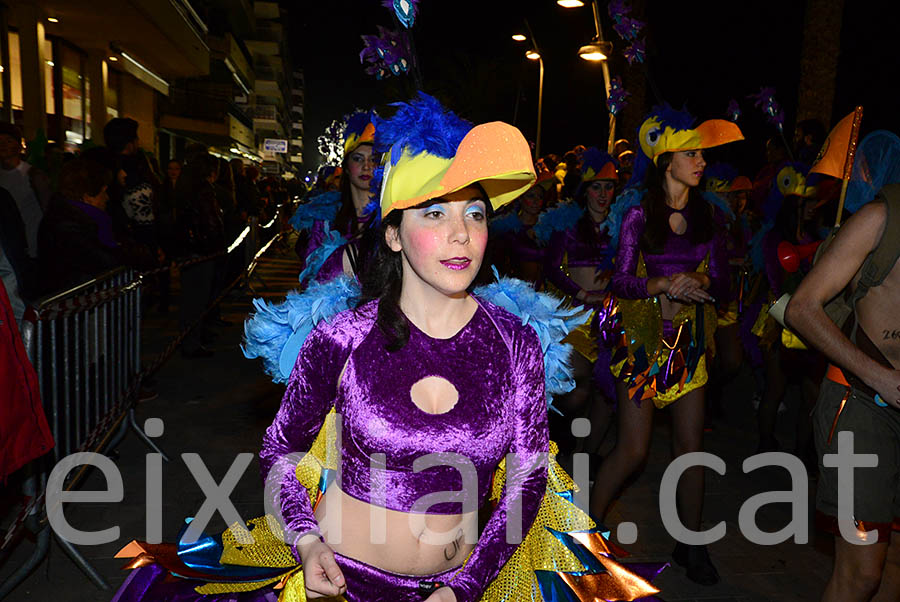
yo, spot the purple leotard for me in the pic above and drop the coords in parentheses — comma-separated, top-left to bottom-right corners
(259, 298, 548, 602)
(545, 220, 614, 298)
(304, 215, 372, 283)
(612, 204, 728, 301)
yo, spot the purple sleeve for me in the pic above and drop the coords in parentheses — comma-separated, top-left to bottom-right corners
(544, 230, 582, 298)
(304, 220, 326, 259)
(612, 206, 650, 299)
(258, 320, 350, 544)
(449, 328, 549, 602)
(707, 229, 729, 301)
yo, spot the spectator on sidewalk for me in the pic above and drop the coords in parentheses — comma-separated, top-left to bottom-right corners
(37, 157, 147, 293)
(0, 122, 51, 262)
(0, 187, 30, 327)
(177, 152, 225, 358)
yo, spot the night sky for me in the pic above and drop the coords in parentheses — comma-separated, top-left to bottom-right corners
(290, 1, 900, 176)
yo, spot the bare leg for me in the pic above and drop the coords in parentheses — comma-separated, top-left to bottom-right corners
(758, 345, 787, 450)
(873, 531, 900, 601)
(590, 381, 654, 520)
(583, 385, 615, 457)
(822, 536, 888, 601)
(669, 387, 707, 531)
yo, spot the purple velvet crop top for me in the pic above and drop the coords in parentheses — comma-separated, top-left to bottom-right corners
(612, 204, 728, 300)
(545, 220, 614, 298)
(259, 298, 548, 601)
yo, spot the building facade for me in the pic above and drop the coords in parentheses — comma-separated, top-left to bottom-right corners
(0, 0, 303, 174)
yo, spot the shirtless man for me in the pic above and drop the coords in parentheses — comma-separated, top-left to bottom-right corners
(786, 198, 900, 601)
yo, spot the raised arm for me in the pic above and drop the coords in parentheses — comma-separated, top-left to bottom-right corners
(259, 320, 351, 543)
(785, 202, 900, 409)
(448, 328, 549, 602)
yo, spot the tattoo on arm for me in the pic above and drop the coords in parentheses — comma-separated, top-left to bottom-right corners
(882, 330, 900, 341)
(443, 529, 464, 561)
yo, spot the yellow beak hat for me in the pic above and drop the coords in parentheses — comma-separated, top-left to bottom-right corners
(373, 92, 536, 218)
(628, 103, 744, 187)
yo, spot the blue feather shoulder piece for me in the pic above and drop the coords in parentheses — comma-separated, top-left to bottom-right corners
(243, 276, 361, 383)
(488, 211, 523, 237)
(533, 202, 584, 245)
(298, 223, 347, 287)
(608, 187, 643, 250)
(289, 191, 342, 232)
(474, 267, 590, 410)
(701, 190, 735, 221)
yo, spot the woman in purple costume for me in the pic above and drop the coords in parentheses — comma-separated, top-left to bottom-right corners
(488, 170, 556, 287)
(589, 106, 742, 586)
(294, 112, 378, 284)
(543, 149, 619, 457)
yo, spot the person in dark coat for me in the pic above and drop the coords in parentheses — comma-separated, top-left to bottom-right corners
(37, 158, 123, 294)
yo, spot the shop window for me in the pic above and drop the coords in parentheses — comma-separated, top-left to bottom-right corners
(2, 32, 24, 110)
(60, 45, 84, 144)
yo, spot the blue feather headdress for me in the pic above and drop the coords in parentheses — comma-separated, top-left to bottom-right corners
(374, 92, 472, 165)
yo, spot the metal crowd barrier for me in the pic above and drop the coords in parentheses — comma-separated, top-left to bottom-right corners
(0, 201, 297, 599)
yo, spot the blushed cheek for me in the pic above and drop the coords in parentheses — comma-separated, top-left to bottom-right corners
(407, 229, 442, 257)
(471, 229, 488, 261)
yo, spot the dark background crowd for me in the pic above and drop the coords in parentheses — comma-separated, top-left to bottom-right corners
(0, 119, 297, 355)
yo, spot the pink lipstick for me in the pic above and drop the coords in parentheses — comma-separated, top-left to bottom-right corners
(440, 257, 471, 270)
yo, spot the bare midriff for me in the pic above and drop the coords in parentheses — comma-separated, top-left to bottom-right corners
(567, 266, 610, 293)
(315, 484, 478, 576)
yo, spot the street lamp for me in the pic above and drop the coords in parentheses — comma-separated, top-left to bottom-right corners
(560, 0, 617, 152)
(512, 23, 544, 160)
(578, 39, 612, 62)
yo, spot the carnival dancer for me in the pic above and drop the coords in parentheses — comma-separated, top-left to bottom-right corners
(112, 93, 666, 602)
(590, 105, 742, 586)
(289, 111, 377, 285)
(488, 168, 556, 287)
(754, 163, 826, 460)
(539, 148, 620, 457)
(786, 130, 900, 602)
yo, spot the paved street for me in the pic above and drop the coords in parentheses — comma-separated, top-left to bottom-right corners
(1, 240, 832, 601)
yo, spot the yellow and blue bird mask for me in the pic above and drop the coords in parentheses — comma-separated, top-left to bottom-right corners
(343, 110, 376, 157)
(373, 92, 535, 217)
(629, 104, 744, 187)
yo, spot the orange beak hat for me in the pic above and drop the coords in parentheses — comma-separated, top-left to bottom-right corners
(372, 92, 536, 218)
(343, 110, 376, 157)
(628, 103, 744, 187)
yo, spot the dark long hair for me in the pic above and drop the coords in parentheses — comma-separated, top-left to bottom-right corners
(640, 152, 714, 254)
(356, 183, 492, 352)
(356, 210, 407, 351)
(334, 143, 373, 236)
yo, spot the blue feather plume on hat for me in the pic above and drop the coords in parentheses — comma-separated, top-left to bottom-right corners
(373, 92, 473, 165)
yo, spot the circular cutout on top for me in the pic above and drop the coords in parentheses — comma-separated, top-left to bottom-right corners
(410, 376, 459, 415)
(669, 212, 687, 235)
